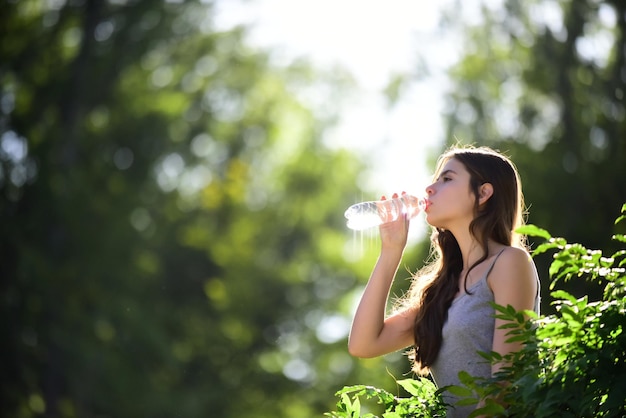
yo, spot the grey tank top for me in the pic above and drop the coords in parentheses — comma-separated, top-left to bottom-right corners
(429, 250, 540, 418)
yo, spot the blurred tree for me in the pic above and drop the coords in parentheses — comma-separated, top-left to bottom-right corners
(0, 0, 398, 417)
(436, 0, 626, 309)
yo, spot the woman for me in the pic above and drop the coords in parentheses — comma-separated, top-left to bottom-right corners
(348, 145, 540, 417)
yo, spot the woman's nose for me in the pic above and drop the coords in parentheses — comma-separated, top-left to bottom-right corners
(425, 184, 434, 195)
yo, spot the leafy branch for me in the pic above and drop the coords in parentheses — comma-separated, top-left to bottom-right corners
(325, 377, 447, 418)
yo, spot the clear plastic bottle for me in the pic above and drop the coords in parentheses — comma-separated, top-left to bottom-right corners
(344, 194, 427, 230)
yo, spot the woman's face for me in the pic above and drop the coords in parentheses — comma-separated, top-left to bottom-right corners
(424, 157, 476, 230)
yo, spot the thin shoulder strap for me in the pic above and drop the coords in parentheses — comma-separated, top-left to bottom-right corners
(484, 248, 507, 279)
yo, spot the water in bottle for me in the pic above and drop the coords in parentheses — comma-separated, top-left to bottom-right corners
(344, 194, 427, 230)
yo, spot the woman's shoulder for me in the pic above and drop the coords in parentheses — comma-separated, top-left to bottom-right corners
(488, 245, 539, 311)
(497, 245, 533, 264)
(488, 246, 538, 289)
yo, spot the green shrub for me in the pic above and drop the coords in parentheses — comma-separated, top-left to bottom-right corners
(324, 377, 447, 418)
(327, 204, 626, 417)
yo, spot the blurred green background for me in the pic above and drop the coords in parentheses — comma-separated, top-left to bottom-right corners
(1, 0, 624, 417)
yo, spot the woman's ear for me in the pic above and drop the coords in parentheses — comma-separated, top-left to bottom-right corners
(478, 183, 494, 205)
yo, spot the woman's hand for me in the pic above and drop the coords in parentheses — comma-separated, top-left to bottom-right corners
(378, 192, 410, 252)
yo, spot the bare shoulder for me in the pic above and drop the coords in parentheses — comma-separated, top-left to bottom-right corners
(488, 246, 538, 302)
(497, 246, 535, 270)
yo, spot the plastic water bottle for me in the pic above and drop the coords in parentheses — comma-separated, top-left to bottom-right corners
(344, 194, 427, 230)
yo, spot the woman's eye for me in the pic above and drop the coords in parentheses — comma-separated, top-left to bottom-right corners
(442, 176, 451, 182)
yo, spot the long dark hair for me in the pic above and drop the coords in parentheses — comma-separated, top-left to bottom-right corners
(403, 145, 526, 374)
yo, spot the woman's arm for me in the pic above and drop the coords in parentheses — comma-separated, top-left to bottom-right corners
(488, 247, 539, 374)
(347, 247, 416, 358)
(347, 199, 417, 358)
(472, 247, 538, 416)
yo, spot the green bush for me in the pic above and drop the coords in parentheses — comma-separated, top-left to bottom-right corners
(327, 204, 626, 417)
(324, 377, 447, 418)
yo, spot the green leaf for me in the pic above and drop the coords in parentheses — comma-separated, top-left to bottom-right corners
(612, 234, 626, 243)
(533, 242, 558, 256)
(456, 397, 480, 406)
(351, 396, 361, 417)
(469, 400, 506, 417)
(517, 224, 552, 240)
(550, 290, 577, 304)
(446, 385, 474, 398)
(549, 259, 565, 279)
(506, 334, 532, 343)
(523, 309, 539, 319)
(339, 393, 353, 412)
(477, 350, 502, 362)
(396, 378, 422, 397)
(457, 370, 476, 385)
(559, 305, 582, 323)
(498, 322, 522, 329)
(336, 385, 368, 396)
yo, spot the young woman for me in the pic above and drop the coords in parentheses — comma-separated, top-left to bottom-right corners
(348, 145, 540, 417)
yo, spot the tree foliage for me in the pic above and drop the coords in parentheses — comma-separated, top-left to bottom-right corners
(0, 1, 389, 417)
(5, 0, 626, 416)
